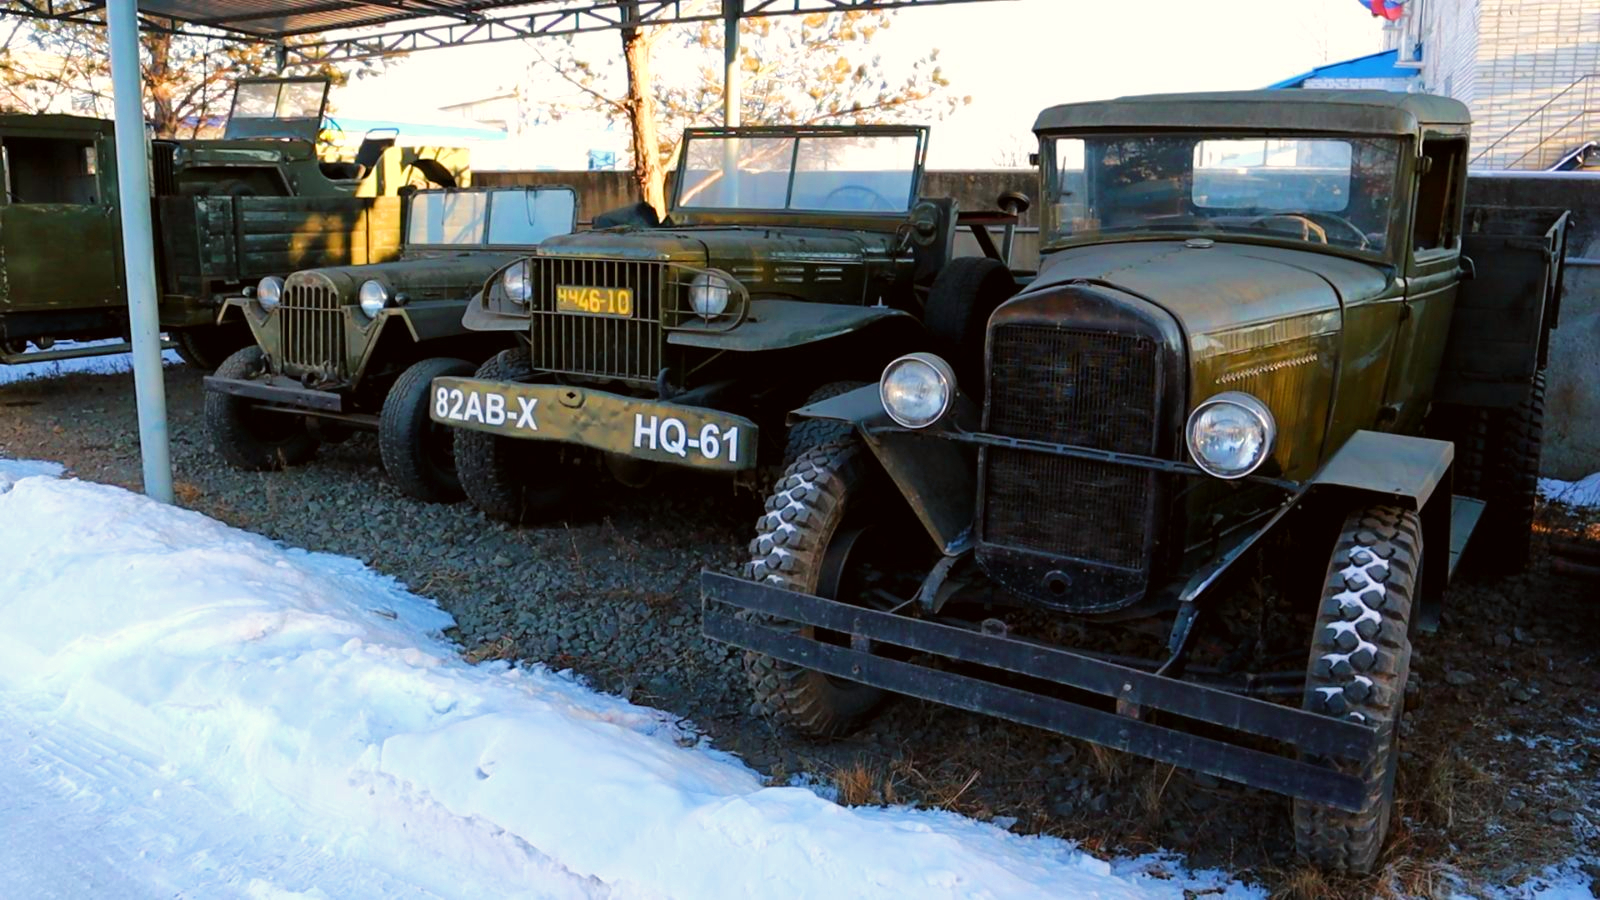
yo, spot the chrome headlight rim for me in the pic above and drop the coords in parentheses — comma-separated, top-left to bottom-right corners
(501, 263, 531, 305)
(879, 352, 957, 430)
(688, 271, 732, 319)
(1185, 391, 1277, 480)
(255, 275, 284, 312)
(357, 280, 390, 318)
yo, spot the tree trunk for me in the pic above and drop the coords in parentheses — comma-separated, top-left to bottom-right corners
(143, 27, 178, 137)
(620, 3, 665, 215)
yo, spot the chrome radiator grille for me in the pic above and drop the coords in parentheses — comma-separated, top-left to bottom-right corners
(981, 325, 1160, 569)
(527, 257, 663, 384)
(279, 281, 345, 379)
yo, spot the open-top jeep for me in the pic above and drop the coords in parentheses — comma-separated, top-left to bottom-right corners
(0, 76, 466, 371)
(202, 185, 577, 501)
(701, 92, 1572, 872)
(428, 124, 1029, 523)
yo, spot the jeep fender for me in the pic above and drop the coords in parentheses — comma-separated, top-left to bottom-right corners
(794, 384, 976, 556)
(667, 299, 918, 352)
(1308, 429, 1455, 631)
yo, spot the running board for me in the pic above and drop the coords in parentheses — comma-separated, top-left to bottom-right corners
(0, 339, 178, 365)
(1449, 495, 1486, 581)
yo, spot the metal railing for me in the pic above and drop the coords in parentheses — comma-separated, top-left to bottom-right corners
(1472, 73, 1599, 170)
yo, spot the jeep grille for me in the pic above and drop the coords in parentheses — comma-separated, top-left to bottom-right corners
(981, 325, 1160, 573)
(526, 257, 663, 384)
(279, 281, 346, 380)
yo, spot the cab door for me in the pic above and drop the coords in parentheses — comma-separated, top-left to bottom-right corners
(0, 131, 123, 314)
(1382, 133, 1469, 434)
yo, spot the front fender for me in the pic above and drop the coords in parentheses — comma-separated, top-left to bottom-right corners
(796, 385, 977, 556)
(668, 299, 918, 352)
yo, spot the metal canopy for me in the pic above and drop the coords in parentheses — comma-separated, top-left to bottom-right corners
(5, 1, 1003, 65)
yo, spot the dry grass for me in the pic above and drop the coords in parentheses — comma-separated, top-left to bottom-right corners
(173, 480, 204, 507)
(462, 635, 519, 665)
(1138, 764, 1178, 825)
(830, 759, 897, 807)
(1088, 743, 1127, 783)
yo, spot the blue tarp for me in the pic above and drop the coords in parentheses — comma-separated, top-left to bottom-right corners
(1268, 47, 1421, 89)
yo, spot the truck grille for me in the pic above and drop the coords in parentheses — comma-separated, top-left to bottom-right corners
(527, 257, 663, 384)
(982, 325, 1160, 570)
(151, 142, 177, 196)
(279, 281, 346, 379)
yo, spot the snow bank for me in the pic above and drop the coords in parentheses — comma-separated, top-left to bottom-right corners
(0, 340, 184, 386)
(1539, 472, 1600, 511)
(0, 462, 1258, 899)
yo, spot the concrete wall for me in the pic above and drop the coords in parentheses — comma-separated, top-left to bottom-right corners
(481, 168, 1599, 477)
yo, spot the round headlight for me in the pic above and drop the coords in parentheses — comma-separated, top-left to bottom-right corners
(689, 272, 731, 318)
(501, 264, 530, 304)
(1186, 392, 1276, 479)
(880, 352, 956, 429)
(358, 280, 389, 318)
(255, 276, 284, 311)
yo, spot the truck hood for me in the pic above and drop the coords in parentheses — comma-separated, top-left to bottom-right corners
(287, 250, 518, 303)
(1029, 240, 1392, 336)
(535, 225, 886, 268)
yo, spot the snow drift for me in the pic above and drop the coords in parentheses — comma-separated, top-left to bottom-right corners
(0, 460, 1255, 899)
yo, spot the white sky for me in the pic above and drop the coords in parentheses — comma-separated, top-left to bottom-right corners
(336, 0, 1388, 168)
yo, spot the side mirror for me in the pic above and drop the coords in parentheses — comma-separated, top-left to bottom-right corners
(908, 200, 941, 247)
(1459, 255, 1477, 281)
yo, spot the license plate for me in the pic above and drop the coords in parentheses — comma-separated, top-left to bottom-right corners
(555, 284, 633, 317)
(429, 377, 759, 471)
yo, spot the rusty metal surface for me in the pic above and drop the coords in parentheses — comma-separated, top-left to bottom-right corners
(430, 376, 760, 471)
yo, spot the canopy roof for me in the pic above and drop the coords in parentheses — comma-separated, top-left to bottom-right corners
(1035, 90, 1471, 137)
(7, 0, 1004, 64)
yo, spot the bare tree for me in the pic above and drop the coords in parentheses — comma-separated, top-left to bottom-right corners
(527, 5, 968, 213)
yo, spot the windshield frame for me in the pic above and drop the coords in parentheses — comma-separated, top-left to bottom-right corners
(668, 125, 930, 223)
(223, 77, 331, 142)
(404, 186, 578, 251)
(1037, 129, 1409, 264)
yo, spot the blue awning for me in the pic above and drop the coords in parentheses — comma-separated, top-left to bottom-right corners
(1268, 47, 1421, 90)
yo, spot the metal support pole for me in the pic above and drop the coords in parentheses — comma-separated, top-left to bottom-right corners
(107, 0, 174, 504)
(723, 0, 742, 127)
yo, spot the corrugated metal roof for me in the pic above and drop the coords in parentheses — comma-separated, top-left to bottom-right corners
(135, 1, 562, 38)
(1267, 48, 1423, 91)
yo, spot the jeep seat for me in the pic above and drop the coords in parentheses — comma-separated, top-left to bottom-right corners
(319, 131, 396, 182)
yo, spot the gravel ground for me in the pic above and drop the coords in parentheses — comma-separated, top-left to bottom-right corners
(3, 364, 1597, 897)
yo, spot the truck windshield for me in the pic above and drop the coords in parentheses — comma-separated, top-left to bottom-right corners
(1046, 134, 1402, 253)
(676, 132, 921, 214)
(232, 81, 326, 120)
(407, 189, 575, 247)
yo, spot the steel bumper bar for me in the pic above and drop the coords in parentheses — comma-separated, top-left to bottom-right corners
(203, 374, 345, 412)
(701, 571, 1377, 811)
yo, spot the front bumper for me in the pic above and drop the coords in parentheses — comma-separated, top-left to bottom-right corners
(701, 570, 1378, 811)
(429, 376, 760, 472)
(204, 373, 345, 412)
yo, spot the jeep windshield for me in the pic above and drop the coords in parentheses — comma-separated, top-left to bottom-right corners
(407, 188, 577, 248)
(1044, 134, 1402, 254)
(675, 131, 922, 214)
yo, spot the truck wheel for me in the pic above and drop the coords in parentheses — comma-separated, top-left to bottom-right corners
(1293, 505, 1420, 874)
(923, 256, 1016, 398)
(1448, 372, 1546, 575)
(743, 438, 887, 737)
(204, 346, 318, 471)
(380, 357, 476, 504)
(454, 349, 571, 523)
(173, 322, 253, 372)
(781, 381, 866, 468)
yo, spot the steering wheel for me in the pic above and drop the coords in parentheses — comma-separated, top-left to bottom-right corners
(823, 184, 895, 211)
(1248, 211, 1369, 250)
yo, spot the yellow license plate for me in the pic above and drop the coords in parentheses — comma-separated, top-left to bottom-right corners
(556, 284, 634, 317)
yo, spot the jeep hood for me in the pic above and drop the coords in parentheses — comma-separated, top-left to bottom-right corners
(535, 225, 884, 266)
(288, 251, 518, 303)
(1030, 240, 1392, 336)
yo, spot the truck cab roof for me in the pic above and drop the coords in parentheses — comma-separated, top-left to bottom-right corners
(1035, 90, 1471, 137)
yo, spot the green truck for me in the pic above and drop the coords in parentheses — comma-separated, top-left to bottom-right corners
(203, 184, 578, 501)
(426, 124, 1028, 523)
(0, 76, 466, 370)
(700, 91, 1571, 872)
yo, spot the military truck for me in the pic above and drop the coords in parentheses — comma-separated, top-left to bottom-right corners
(701, 92, 1571, 873)
(0, 76, 466, 371)
(203, 184, 577, 502)
(427, 124, 1028, 523)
